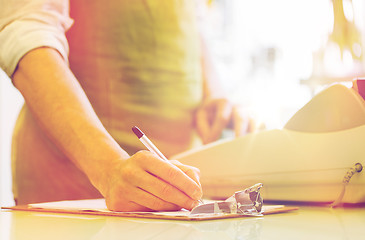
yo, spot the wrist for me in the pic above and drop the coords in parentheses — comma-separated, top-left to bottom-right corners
(74, 133, 129, 196)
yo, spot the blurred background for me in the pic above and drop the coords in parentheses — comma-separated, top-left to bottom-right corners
(1, 0, 365, 206)
(201, 0, 365, 128)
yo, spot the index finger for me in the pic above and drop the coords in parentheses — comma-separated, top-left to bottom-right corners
(210, 100, 232, 138)
(196, 108, 211, 143)
(170, 160, 201, 187)
(141, 152, 203, 201)
(232, 107, 247, 137)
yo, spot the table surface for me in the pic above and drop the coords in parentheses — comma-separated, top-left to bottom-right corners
(1, 205, 364, 240)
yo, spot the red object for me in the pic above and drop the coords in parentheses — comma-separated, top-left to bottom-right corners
(353, 78, 365, 100)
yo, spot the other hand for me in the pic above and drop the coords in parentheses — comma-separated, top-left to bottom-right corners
(195, 98, 255, 144)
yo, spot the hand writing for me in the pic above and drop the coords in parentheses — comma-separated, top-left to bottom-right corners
(101, 151, 202, 212)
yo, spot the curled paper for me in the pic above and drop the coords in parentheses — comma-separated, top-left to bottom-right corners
(190, 183, 263, 216)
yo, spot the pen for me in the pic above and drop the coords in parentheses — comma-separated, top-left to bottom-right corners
(132, 126, 168, 161)
(132, 126, 204, 205)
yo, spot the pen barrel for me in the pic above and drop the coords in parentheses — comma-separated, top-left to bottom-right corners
(140, 136, 169, 161)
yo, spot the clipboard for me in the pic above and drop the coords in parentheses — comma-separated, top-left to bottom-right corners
(2, 198, 298, 221)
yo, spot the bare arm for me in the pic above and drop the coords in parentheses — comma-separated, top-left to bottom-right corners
(13, 47, 202, 211)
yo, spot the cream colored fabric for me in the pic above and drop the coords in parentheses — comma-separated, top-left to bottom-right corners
(6, 0, 203, 204)
(175, 85, 365, 203)
(284, 84, 365, 132)
(0, 0, 73, 76)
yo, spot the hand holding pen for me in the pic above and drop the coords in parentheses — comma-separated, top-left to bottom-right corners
(104, 129, 203, 212)
(132, 126, 204, 205)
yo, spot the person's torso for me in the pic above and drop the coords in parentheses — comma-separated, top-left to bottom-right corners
(67, 0, 203, 156)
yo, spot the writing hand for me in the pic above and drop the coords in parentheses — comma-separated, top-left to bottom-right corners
(102, 151, 202, 212)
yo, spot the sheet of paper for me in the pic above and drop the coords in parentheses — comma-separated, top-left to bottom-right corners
(29, 199, 192, 217)
(30, 198, 108, 211)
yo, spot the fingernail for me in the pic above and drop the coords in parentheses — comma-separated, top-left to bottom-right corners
(193, 189, 203, 200)
(190, 201, 199, 210)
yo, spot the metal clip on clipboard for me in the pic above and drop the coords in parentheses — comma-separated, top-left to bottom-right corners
(190, 183, 263, 216)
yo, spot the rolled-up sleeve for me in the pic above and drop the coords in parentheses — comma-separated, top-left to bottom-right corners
(0, 0, 73, 77)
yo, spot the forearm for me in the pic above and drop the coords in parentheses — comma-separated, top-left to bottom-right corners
(12, 47, 129, 193)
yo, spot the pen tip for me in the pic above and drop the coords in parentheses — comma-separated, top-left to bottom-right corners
(132, 126, 144, 139)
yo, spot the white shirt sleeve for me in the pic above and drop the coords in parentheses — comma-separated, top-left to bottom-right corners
(0, 0, 73, 77)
